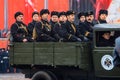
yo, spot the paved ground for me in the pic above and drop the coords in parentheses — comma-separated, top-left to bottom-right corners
(0, 73, 31, 80)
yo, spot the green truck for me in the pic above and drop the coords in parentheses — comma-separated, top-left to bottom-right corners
(9, 24, 120, 80)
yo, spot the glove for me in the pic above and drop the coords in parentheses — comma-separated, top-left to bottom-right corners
(42, 34, 56, 42)
(70, 35, 82, 42)
(83, 36, 89, 41)
(59, 38, 64, 42)
(79, 35, 84, 40)
(77, 38, 82, 42)
(48, 37, 56, 42)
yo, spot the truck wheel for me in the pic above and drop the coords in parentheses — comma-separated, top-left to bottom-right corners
(32, 71, 52, 80)
(47, 71, 58, 80)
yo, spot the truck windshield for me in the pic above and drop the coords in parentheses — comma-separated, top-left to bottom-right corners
(96, 31, 120, 47)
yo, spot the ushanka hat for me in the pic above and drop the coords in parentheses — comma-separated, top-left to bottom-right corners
(99, 9, 108, 15)
(58, 11, 66, 17)
(14, 11, 23, 19)
(32, 11, 39, 17)
(51, 11, 59, 17)
(40, 9, 50, 16)
(85, 11, 94, 16)
(78, 12, 85, 19)
(66, 10, 75, 16)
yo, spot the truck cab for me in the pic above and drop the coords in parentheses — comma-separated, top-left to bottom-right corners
(93, 24, 120, 79)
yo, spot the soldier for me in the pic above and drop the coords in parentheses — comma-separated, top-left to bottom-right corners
(65, 10, 84, 42)
(113, 37, 120, 67)
(50, 11, 59, 28)
(97, 31, 114, 47)
(77, 12, 89, 41)
(35, 9, 56, 42)
(77, 12, 86, 34)
(78, 12, 86, 23)
(28, 11, 40, 40)
(53, 11, 68, 42)
(10, 11, 33, 42)
(85, 11, 97, 26)
(98, 9, 108, 23)
(80, 11, 95, 40)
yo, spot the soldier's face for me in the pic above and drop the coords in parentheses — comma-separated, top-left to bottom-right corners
(51, 15, 59, 22)
(32, 14, 40, 22)
(67, 14, 75, 22)
(79, 16, 85, 22)
(16, 15, 24, 22)
(99, 14, 107, 20)
(41, 13, 49, 20)
(86, 15, 94, 22)
(59, 15, 67, 22)
(102, 33, 111, 40)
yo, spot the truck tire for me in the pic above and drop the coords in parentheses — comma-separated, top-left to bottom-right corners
(47, 71, 58, 80)
(32, 71, 52, 80)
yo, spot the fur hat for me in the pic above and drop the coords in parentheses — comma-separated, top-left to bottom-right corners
(58, 11, 66, 17)
(14, 11, 23, 19)
(78, 12, 85, 19)
(32, 11, 39, 17)
(85, 11, 94, 16)
(51, 11, 59, 17)
(99, 9, 108, 15)
(40, 9, 50, 16)
(66, 10, 75, 16)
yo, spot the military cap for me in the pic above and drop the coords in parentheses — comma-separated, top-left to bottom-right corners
(14, 11, 23, 19)
(99, 9, 108, 15)
(85, 11, 94, 16)
(101, 31, 110, 35)
(51, 11, 59, 17)
(40, 9, 50, 16)
(32, 11, 39, 17)
(58, 11, 66, 17)
(78, 12, 85, 19)
(66, 10, 75, 16)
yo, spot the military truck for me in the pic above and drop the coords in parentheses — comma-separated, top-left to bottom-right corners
(9, 24, 120, 80)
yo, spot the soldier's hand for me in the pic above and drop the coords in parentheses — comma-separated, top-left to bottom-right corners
(83, 37, 89, 41)
(77, 38, 82, 42)
(23, 38, 28, 42)
(59, 38, 64, 42)
(1, 60, 3, 63)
